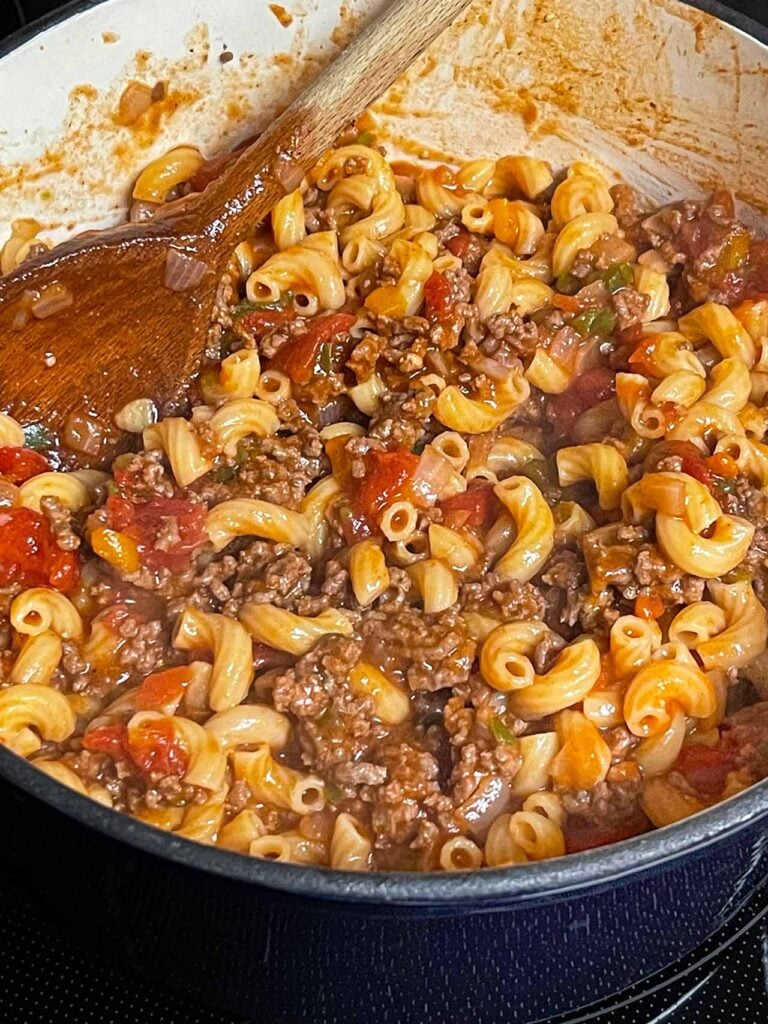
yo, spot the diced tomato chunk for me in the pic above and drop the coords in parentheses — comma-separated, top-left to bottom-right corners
(329, 442, 420, 541)
(643, 440, 716, 491)
(131, 499, 206, 571)
(546, 367, 615, 436)
(105, 495, 206, 573)
(270, 312, 357, 384)
(239, 309, 294, 341)
(439, 483, 500, 530)
(423, 272, 453, 321)
(83, 724, 129, 759)
(105, 495, 136, 530)
(634, 593, 665, 621)
(127, 716, 189, 777)
(627, 335, 658, 377)
(48, 547, 80, 592)
(0, 446, 50, 483)
(356, 449, 419, 521)
(83, 718, 189, 778)
(657, 440, 713, 489)
(673, 743, 735, 799)
(0, 507, 79, 593)
(136, 666, 194, 710)
(680, 452, 713, 489)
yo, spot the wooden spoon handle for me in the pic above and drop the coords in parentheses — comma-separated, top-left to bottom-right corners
(197, 0, 473, 246)
(286, 0, 473, 135)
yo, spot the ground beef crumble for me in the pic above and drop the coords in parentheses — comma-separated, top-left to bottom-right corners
(363, 742, 447, 848)
(460, 572, 547, 622)
(561, 776, 643, 830)
(11, 161, 768, 874)
(361, 606, 476, 692)
(272, 636, 387, 790)
(368, 387, 436, 449)
(222, 427, 327, 509)
(116, 450, 174, 499)
(41, 496, 81, 551)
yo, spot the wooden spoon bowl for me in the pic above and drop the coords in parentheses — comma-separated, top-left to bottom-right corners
(0, 0, 473, 462)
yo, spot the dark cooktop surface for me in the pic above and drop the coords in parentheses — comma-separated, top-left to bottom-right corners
(2, 866, 767, 1024)
(1, 0, 768, 1021)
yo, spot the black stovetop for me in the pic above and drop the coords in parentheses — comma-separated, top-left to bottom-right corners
(1, 865, 767, 1024)
(1, 0, 768, 1021)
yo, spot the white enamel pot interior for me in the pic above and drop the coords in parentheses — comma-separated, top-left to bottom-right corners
(0, 0, 767, 251)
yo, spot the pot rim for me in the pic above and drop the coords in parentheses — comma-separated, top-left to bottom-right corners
(2, 0, 767, 59)
(2, 746, 767, 903)
(1, 0, 767, 905)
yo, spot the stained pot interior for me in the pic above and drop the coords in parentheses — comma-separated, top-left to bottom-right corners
(0, 0, 766, 248)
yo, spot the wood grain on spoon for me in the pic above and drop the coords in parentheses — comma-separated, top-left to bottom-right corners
(0, 0, 473, 461)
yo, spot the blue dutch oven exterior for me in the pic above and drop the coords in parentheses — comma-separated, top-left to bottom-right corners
(1, 750, 767, 1022)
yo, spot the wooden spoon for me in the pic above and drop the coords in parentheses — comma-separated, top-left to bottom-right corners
(0, 0, 472, 461)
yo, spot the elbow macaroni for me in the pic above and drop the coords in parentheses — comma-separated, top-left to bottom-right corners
(6, 139, 768, 873)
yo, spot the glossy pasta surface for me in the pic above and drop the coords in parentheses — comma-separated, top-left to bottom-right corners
(2, 140, 768, 871)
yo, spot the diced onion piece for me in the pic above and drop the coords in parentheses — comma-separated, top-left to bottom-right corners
(130, 200, 159, 224)
(116, 81, 154, 125)
(272, 150, 304, 193)
(114, 398, 158, 434)
(411, 446, 462, 505)
(31, 283, 73, 320)
(469, 354, 512, 381)
(10, 304, 30, 331)
(164, 248, 209, 292)
(62, 409, 105, 457)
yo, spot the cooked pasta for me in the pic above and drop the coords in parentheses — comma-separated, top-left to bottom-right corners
(549, 710, 611, 790)
(551, 213, 619, 276)
(246, 232, 345, 309)
(434, 368, 530, 432)
(204, 705, 291, 752)
(506, 639, 602, 719)
(556, 443, 628, 511)
(0, 685, 75, 756)
(347, 662, 410, 725)
(204, 498, 309, 551)
(173, 608, 254, 712)
(238, 604, 355, 656)
(4, 137, 768, 875)
(10, 631, 63, 686)
(551, 168, 613, 227)
(493, 477, 554, 581)
(0, 411, 25, 447)
(133, 145, 203, 203)
(217, 809, 266, 853)
(233, 745, 325, 815)
(330, 813, 372, 870)
(349, 539, 391, 606)
(10, 588, 83, 639)
(407, 558, 458, 614)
